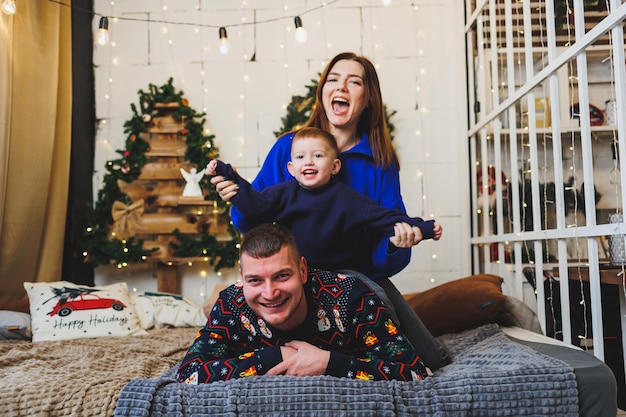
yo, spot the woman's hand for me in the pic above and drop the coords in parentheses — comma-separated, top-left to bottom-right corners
(210, 175, 239, 201)
(389, 222, 420, 248)
(266, 341, 330, 376)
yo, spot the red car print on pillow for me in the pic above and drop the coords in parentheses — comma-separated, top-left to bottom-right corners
(45, 286, 126, 317)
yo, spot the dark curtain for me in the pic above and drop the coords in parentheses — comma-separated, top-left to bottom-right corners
(62, 0, 95, 285)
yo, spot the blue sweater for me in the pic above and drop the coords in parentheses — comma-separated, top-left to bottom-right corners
(216, 160, 434, 276)
(176, 269, 428, 383)
(230, 132, 413, 279)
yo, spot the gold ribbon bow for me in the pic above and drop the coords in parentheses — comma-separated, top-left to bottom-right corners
(111, 199, 145, 240)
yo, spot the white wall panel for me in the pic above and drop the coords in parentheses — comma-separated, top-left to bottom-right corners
(93, 0, 469, 302)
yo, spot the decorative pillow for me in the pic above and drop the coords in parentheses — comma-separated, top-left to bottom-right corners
(130, 292, 206, 330)
(23, 281, 147, 342)
(0, 310, 32, 340)
(403, 274, 505, 336)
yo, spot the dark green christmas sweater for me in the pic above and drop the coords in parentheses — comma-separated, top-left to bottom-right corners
(176, 269, 428, 383)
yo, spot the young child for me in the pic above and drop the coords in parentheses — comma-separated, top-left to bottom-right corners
(206, 127, 442, 274)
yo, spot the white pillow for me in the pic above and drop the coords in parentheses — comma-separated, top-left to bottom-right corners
(130, 291, 206, 330)
(0, 310, 31, 340)
(23, 281, 147, 342)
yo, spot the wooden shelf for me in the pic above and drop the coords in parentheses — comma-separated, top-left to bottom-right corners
(552, 264, 626, 286)
(113, 102, 231, 294)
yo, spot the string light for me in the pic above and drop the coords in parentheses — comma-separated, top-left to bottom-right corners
(47, 1, 349, 60)
(294, 16, 307, 43)
(218, 27, 229, 54)
(1, 0, 16, 15)
(96, 16, 110, 46)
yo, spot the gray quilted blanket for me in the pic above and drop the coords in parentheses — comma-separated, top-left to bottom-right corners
(114, 324, 579, 417)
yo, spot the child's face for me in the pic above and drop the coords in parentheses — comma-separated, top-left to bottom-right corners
(287, 137, 341, 189)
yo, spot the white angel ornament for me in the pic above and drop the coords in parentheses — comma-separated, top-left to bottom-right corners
(180, 167, 205, 197)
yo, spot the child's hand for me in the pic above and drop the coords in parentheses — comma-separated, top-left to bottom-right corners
(432, 222, 443, 241)
(205, 160, 218, 176)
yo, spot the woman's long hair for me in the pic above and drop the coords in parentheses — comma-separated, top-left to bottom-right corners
(305, 52, 399, 169)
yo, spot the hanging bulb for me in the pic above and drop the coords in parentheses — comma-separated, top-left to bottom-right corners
(218, 27, 229, 54)
(294, 16, 307, 43)
(610, 142, 621, 185)
(96, 16, 110, 46)
(1, 0, 16, 15)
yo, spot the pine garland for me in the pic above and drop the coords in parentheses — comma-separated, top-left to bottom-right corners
(82, 78, 241, 271)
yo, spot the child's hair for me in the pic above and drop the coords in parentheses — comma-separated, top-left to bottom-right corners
(292, 127, 339, 157)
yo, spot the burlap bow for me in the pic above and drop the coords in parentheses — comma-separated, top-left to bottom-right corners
(111, 199, 145, 240)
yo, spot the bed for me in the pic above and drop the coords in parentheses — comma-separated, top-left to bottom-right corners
(0, 277, 619, 417)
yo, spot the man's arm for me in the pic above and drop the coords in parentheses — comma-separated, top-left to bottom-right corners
(176, 297, 283, 383)
(266, 281, 429, 382)
(326, 288, 428, 381)
(265, 341, 330, 376)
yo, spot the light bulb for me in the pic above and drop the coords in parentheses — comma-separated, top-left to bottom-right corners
(96, 16, 110, 46)
(294, 16, 307, 43)
(218, 27, 229, 54)
(1, 0, 16, 15)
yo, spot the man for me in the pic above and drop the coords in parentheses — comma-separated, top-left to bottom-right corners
(176, 223, 428, 383)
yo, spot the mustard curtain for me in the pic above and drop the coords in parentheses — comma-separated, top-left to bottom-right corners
(0, 0, 72, 306)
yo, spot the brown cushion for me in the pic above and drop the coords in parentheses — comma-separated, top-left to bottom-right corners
(0, 297, 30, 314)
(403, 274, 505, 336)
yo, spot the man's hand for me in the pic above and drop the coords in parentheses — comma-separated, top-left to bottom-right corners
(266, 341, 330, 376)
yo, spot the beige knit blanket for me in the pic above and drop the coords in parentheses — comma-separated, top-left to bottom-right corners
(0, 327, 198, 417)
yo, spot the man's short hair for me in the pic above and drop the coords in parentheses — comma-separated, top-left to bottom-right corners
(292, 127, 339, 157)
(239, 223, 300, 260)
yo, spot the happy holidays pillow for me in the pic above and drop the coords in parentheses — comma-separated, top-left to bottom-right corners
(130, 291, 206, 330)
(23, 281, 147, 342)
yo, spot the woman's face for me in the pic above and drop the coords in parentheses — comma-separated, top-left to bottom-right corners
(321, 59, 367, 131)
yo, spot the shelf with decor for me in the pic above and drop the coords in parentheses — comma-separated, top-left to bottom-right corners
(465, 0, 626, 386)
(83, 79, 240, 295)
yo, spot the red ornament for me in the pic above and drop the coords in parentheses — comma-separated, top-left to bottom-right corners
(180, 128, 188, 135)
(123, 150, 131, 157)
(121, 165, 130, 174)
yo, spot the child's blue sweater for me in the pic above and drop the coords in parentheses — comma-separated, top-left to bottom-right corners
(215, 161, 435, 277)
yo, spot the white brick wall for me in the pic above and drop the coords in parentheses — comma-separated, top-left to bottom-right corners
(93, 0, 471, 306)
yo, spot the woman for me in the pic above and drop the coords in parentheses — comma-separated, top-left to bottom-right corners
(212, 52, 450, 370)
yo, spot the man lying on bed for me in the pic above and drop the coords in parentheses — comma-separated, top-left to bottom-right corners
(176, 223, 428, 383)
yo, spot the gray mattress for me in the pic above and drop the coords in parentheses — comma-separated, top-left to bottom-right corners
(508, 335, 618, 417)
(114, 324, 593, 417)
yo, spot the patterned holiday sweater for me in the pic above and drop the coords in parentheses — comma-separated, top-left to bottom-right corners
(176, 270, 428, 383)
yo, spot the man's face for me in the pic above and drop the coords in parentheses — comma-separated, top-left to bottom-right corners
(240, 245, 308, 332)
